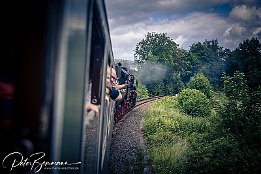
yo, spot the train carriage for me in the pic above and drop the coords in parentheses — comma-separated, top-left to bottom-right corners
(0, 0, 135, 173)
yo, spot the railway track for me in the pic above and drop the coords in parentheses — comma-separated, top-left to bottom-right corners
(113, 96, 164, 125)
(135, 96, 163, 108)
(113, 96, 163, 125)
(110, 96, 165, 173)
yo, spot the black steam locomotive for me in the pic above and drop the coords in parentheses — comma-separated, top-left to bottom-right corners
(114, 64, 138, 123)
(0, 0, 137, 173)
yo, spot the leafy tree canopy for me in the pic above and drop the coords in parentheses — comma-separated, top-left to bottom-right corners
(226, 37, 261, 90)
(188, 39, 230, 90)
(134, 32, 181, 67)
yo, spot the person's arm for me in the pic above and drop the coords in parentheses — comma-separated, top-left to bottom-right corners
(110, 87, 122, 101)
(116, 83, 128, 90)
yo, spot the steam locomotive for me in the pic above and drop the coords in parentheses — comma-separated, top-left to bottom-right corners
(114, 64, 138, 123)
(0, 0, 137, 173)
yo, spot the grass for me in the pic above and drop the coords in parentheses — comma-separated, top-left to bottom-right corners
(142, 96, 255, 173)
(143, 96, 199, 173)
(149, 138, 188, 174)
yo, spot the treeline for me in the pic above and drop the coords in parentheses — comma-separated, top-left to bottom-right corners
(134, 32, 261, 95)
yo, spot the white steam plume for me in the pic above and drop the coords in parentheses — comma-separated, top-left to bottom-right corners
(137, 61, 168, 84)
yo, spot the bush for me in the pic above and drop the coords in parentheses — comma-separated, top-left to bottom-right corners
(187, 73, 212, 98)
(186, 132, 243, 174)
(176, 89, 211, 117)
(221, 72, 261, 145)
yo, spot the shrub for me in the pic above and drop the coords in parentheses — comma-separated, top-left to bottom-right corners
(176, 89, 211, 117)
(186, 132, 242, 174)
(221, 72, 261, 145)
(187, 73, 212, 98)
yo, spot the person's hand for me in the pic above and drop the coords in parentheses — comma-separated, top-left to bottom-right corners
(85, 103, 99, 125)
(85, 103, 99, 116)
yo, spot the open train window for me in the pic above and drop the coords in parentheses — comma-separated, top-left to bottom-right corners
(83, 2, 106, 173)
(89, 15, 105, 106)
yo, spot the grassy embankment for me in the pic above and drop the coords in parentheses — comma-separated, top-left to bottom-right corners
(143, 96, 260, 174)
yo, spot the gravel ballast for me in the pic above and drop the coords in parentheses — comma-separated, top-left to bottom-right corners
(109, 102, 153, 174)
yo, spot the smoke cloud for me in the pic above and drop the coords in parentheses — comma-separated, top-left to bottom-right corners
(116, 60, 168, 84)
(138, 61, 168, 84)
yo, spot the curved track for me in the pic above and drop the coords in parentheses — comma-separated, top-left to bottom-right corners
(134, 96, 163, 109)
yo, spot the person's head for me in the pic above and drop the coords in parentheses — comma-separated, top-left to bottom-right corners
(106, 66, 122, 101)
(107, 66, 117, 85)
(111, 68, 117, 85)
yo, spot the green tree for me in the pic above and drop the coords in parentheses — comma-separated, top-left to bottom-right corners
(146, 80, 165, 96)
(164, 74, 184, 95)
(226, 37, 261, 90)
(188, 39, 229, 90)
(134, 32, 179, 66)
(187, 73, 212, 98)
(221, 72, 261, 145)
(134, 32, 187, 96)
(222, 71, 249, 100)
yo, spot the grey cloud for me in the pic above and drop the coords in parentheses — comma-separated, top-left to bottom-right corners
(252, 27, 261, 36)
(110, 12, 232, 60)
(223, 4, 261, 47)
(106, 0, 231, 24)
(105, 0, 260, 60)
(158, 12, 231, 49)
(224, 24, 247, 38)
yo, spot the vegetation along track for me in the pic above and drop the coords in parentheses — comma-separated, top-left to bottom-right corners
(109, 96, 164, 174)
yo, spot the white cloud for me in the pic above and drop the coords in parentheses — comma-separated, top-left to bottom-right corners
(230, 5, 261, 21)
(224, 5, 261, 46)
(174, 35, 188, 46)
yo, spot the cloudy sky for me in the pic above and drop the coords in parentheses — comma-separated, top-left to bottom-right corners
(105, 0, 261, 61)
